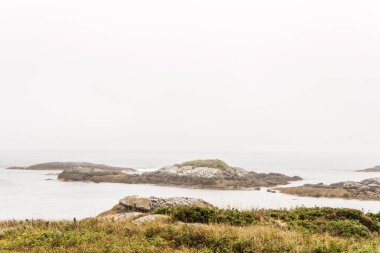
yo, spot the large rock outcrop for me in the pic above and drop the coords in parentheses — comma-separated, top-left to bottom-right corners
(58, 159, 302, 189)
(58, 167, 136, 182)
(119, 195, 213, 212)
(278, 178, 380, 201)
(98, 195, 213, 220)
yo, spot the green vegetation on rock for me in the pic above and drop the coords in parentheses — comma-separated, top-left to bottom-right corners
(175, 159, 231, 169)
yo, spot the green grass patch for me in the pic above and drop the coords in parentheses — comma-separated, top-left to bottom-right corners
(156, 206, 380, 237)
(175, 159, 230, 169)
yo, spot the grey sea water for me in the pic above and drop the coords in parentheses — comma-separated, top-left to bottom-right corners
(0, 150, 379, 220)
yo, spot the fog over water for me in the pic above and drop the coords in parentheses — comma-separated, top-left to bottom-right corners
(1, 0, 380, 153)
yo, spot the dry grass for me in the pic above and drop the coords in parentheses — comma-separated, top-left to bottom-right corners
(1, 206, 379, 252)
(0, 217, 378, 253)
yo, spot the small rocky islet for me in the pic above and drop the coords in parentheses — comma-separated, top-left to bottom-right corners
(7, 159, 301, 189)
(7, 161, 380, 200)
(56, 159, 302, 189)
(6, 162, 134, 172)
(277, 177, 380, 201)
(356, 165, 380, 172)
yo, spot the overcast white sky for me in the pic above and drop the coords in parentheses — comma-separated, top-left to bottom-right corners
(0, 0, 379, 153)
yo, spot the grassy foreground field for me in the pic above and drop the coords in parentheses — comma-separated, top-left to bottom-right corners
(0, 207, 379, 253)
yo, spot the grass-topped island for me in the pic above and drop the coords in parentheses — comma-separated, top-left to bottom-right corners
(57, 159, 302, 189)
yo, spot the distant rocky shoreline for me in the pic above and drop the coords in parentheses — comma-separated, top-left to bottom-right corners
(7, 161, 380, 199)
(6, 160, 302, 190)
(356, 166, 380, 172)
(6, 162, 135, 172)
(278, 178, 380, 201)
(57, 159, 302, 189)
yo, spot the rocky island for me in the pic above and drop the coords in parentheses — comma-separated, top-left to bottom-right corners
(6, 162, 135, 172)
(277, 177, 380, 201)
(58, 159, 302, 189)
(356, 166, 380, 172)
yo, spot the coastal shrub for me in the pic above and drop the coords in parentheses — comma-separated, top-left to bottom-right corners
(157, 206, 380, 237)
(368, 212, 380, 223)
(327, 220, 370, 237)
(155, 206, 257, 226)
(266, 207, 380, 236)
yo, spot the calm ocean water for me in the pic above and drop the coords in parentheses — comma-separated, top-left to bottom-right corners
(0, 150, 379, 220)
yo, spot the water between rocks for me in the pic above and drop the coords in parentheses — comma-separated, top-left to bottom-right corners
(0, 151, 379, 219)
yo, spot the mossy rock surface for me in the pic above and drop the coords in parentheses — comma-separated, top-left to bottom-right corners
(175, 159, 230, 169)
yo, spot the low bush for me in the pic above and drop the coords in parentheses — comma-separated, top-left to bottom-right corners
(156, 206, 380, 237)
(155, 206, 257, 226)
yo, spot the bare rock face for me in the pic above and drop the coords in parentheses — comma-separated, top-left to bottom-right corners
(7, 162, 134, 172)
(58, 159, 302, 189)
(356, 166, 380, 172)
(278, 177, 380, 201)
(136, 159, 302, 189)
(154, 160, 251, 179)
(97, 195, 213, 220)
(118, 196, 213, 212)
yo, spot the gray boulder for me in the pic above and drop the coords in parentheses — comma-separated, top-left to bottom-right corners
(119, 196, 213, 213)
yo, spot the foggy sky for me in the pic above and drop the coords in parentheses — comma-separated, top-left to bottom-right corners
(1, 0, 379, 152)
